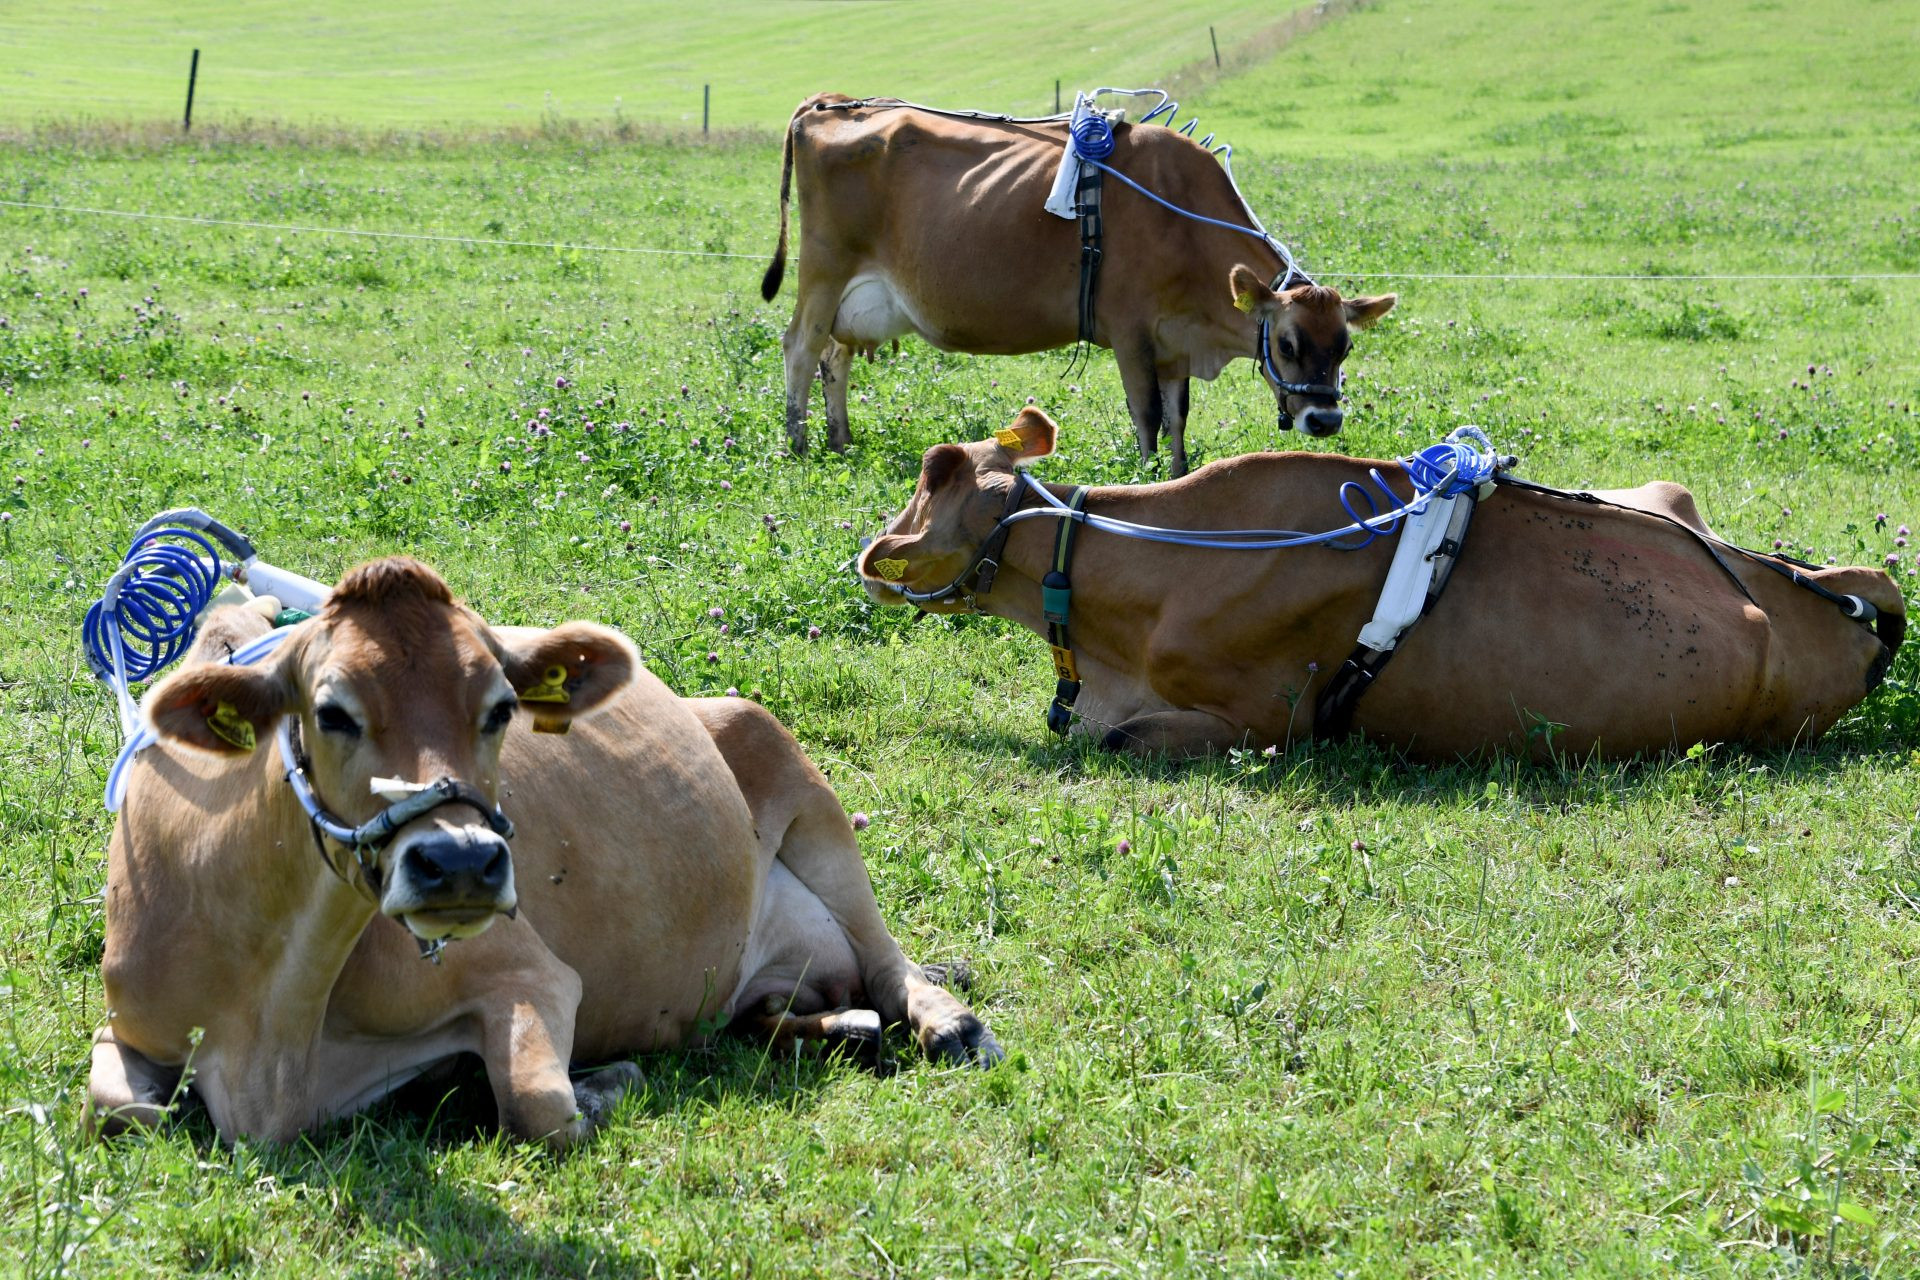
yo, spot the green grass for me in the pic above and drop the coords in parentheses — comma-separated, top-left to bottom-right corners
(4, 0, 1920, 1275)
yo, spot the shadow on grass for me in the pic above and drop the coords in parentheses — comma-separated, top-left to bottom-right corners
(146, 1036, 884, 1275)
(928, 714, 1915, 811)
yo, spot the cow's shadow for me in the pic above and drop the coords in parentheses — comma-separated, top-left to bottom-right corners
(927, 719, 1912, 810)
(218, 1038, 872, 1275)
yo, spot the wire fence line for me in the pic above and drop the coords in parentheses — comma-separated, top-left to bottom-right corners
(5, 196, 1918, 282)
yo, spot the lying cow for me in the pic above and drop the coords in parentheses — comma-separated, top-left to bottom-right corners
(858, 409, 1905, 760)
(90, 558, 999, 1149)
(761, 93, 1395, 475)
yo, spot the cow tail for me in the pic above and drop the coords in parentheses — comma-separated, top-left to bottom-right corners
(761, 103, 804, 302)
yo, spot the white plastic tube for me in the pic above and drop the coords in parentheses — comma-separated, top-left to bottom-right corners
(237, 559, 331, 613)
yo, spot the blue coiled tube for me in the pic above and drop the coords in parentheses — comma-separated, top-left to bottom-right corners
(1070, 110, 1116, 161)
(83, 527, 223, 685)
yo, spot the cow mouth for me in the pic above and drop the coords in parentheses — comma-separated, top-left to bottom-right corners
(399, 906, 505, 942)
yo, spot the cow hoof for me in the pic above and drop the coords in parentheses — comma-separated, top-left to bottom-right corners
(919, 1013, 1005, 1068)
(572, 1060, 644, 1127)
(920, 959, 975, 992)
(817, 1007, 885, 1067)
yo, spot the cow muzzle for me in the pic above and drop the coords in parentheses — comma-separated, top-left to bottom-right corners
(1297, 405, 1345, 437)
(382, 819, 518, 941)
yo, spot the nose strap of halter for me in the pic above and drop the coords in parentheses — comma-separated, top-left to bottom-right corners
(1257, 315, 1341, 430)
(277, 717, 515, 861)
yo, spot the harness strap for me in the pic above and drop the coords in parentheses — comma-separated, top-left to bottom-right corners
(1076, 164, 1104, 346)
(1044, 487, 1091, 735)
(1315, 492, 1479, 740)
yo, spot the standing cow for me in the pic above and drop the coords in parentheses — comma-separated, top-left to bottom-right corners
(761, 93, 1395, 475)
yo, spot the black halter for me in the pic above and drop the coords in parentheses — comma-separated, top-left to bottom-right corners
(1255, 267, 1341, 431)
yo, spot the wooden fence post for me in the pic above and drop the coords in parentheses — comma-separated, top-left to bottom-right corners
(184, 48, 200, 132)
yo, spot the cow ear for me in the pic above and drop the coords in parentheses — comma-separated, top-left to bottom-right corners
(1229, 264, 1278, 314)
(991, 407, 1056, 462)
(146, 662, 296, 756)
(502, 622, 638, 733)
(1344, 293, 1397, 329)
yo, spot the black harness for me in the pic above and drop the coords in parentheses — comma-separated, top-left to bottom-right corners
(1075, 164, 1103, 348)
(1041, 487, 1092, 735)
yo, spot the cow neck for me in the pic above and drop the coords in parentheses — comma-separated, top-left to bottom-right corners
(232, 737, 386, 1048)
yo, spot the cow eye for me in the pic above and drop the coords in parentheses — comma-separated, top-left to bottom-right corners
(1277, 336, 1298, 361)
(315, 704, 361, 738)
(483, 697, 517, 734)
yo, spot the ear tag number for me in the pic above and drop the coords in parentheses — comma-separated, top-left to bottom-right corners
(873, 558, 909, 582)
(207, 701, 256, 751)
(1233, 291, 1259, 314)
(993, 427, 1024, 449)
(522, 664, 572, 704)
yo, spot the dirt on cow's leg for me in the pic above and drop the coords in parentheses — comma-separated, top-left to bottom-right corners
(820, 339, 855, 452)
(1158, 373, 1192, 477)
(780, 315, 829, 455)
(1100, 708, 1243, 758)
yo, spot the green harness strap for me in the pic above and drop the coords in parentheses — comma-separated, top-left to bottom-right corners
(1042, 486, 1091, 736)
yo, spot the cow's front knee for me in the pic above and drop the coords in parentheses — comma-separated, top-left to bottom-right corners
(1101, 709, 1240, 758)
(86, 1029, 185, 1138)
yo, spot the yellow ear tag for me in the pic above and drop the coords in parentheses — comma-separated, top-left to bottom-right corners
(1233, 291, 1259, 314)
(992, 426, 1024, 450)
(521, 663, 572, 704)
(208, 701, 256, 751)
(873, 558, 909, 582)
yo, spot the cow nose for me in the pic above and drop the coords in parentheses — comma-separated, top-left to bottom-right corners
(396, 826, 512, 903)
(1298, 406, 1344, 437)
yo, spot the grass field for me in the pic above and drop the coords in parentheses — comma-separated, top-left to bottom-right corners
(3, 0, 1920, 1275)
(0, 0, 1301, 130)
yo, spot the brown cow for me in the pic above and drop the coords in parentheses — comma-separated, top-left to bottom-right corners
(857, 409, 1905, 760)
(762, 94, 1395, 475)
(89, 559, 999, 1149)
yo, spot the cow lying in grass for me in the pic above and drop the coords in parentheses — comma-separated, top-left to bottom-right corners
(859, 409, 1905, 760)
(90, 558, 999, 1150)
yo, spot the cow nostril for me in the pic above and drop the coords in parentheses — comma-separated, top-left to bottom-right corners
(1302, 408, 1344, 436)
(482, 844, 511, 888)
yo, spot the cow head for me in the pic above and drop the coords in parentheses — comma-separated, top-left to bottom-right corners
(1231, 266, 1395, 437)
(857, 409, 1057, 613)
(143, 558, 637, 943)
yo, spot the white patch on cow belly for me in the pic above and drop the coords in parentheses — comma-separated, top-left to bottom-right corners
(833, 274, 918, 345)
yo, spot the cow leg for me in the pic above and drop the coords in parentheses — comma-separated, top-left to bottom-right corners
(1101, 708, 1244, 758)
(739, 999, 884, 1066)
(819, 338, 856, 452)
(780, 301, 836, 456)
(471, 958, 638, 1151)
(1158, 373, 1192, 477)
(1116, 342, 1168, 472)
(87, 1026, 186, 1136)
(690, 699, 1002, 1066)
